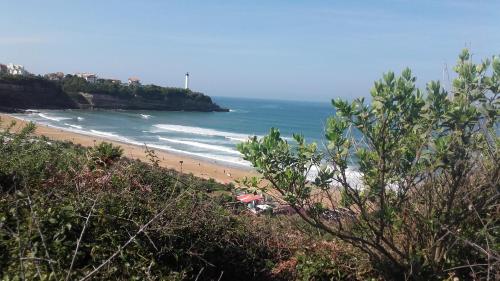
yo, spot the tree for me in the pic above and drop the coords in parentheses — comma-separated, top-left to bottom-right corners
(238, 49, 499, 280)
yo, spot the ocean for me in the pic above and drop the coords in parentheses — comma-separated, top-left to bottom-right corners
(12, 97, 334, 168)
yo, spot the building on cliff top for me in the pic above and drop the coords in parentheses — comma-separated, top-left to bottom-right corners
(128, 77, 141, 86)
(184, 72, 189, 90)
(76, 72, 98, 83)
(6, 63, 30, 76)
(44, 72, 65, 81)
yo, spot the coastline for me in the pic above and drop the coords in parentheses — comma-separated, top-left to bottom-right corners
(0, 113, 258, 185)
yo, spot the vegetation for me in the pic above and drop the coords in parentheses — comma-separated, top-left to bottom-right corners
(61, 75, 216, 106)
(0, 73, 47, 83)
(88, 142, 124, 168)
(238, 50, 499, 280)
(0, 121, 299, 280)
(0, 73, 226, 112)
(0, 73, 64, 96)
(1, 49, 498, 280)
(0, 74, 78, 112)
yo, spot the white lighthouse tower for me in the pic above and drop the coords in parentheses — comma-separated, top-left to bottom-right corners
(184, 72, 189, 90)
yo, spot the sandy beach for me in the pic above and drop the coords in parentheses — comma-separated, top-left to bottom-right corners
(0, 113, 258, 185)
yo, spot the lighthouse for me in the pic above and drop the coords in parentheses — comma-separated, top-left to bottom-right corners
(184, 72, 189, 90)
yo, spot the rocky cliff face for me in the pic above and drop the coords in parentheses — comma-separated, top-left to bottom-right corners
(0, 76, 228, 112)
(0, 77, 78, 112)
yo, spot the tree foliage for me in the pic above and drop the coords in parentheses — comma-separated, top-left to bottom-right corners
(238, 49, 499, 280)
(60, 75, 215, 105)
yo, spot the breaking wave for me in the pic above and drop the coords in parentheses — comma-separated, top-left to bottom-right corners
(158, 137, 241, 155)
(38, 113, 71, 122)
(147, 144, 251, 167)
(153, 124, 255, 142)
(64, 123, 83, 129)
(87, 130, 141, 145)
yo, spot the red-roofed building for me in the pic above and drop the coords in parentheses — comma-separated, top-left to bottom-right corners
(236, 194, 263, 204)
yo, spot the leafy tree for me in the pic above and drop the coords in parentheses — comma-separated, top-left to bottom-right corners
(238, 49, 499, 280)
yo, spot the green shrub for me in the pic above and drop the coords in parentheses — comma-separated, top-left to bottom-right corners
(0, 123, 291, 280)
(238, 49, 499, 280)
(88, 142, 123, 168)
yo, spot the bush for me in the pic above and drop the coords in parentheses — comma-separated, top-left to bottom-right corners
(238, 49, 499, 280)
(88, 142, 123, 168)
(0, 122, 292, 280)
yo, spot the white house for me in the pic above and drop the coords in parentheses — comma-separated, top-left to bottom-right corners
(7, 63, 29, 76)
(76, 72, 98, 83)
(44, 72, 65, 81)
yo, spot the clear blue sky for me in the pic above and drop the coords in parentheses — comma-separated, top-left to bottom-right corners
(1, 0, 499, 101)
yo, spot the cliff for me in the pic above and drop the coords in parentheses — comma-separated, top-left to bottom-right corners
(0, 75, 228, 112)
(72, 92, 226, 111)
(0, 76, 78, 112)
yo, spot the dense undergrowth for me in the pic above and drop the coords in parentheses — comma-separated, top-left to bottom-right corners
(0, 121, 372, 280)
(0, 122, 284, 280)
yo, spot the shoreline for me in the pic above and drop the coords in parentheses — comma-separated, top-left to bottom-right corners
(0, 113, 258, 185)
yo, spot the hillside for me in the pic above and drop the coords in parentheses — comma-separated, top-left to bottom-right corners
(0, 125, 283, 280)
(0, 74, 228, 112)
(0, 122, 360, 280)
(0, 75, 78, 112)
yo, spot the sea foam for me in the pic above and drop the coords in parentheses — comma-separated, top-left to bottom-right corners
(64, 123, 83, 129)
(158, 137, 241, 155)
(47, 125, 143, 146)
(153, 124, 254, 142)
(306, 165, 364, 189)
(38, 113, 71, 122)
(147, 144, 251, 167)
(87, 129, 142, 145)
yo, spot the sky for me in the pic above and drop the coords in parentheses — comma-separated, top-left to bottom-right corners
(1, 0, 499, 102)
